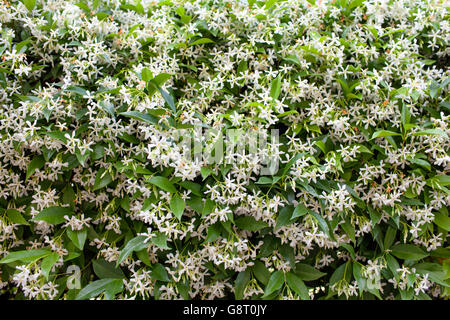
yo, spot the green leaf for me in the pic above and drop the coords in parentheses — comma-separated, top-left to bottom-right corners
(200, 167, 212, 180)
(75, 278, 123, 300)
(6, 209, 29, 225)
(340, 243, 356, 260)
(330, 263, 350, 286)
(151, 233, 170, 250)
(384, 226, 397, 250)
(116, 235, 148, 266)
(93, 259, 125, 279)
(275, 206, 294, 229)
(283, 55, 301, 66)
(141, 68, 153, 82)
(32, 206, 74, 225)
(205, 223, 221, 242)
(411, 129, 449, 139)
(93, 168, 113, 191)
(157, 86, 176, 114)
(341, 220, 356, 243)
(67, 228, 87, 250)
(235, 216, 268, 231)
(178, 180, 202, 197)
(371, 130, 402, 139)
(434, 212, 450, 232)
(136, 249, 151, 266)
(270, 75, 282, 100)
(0, 249, 51, 264)
(291, 203, 308, 220)
(151, 73, 172, 87)
(23, 0, 36, 11)
(26, 155, 45, 180)
(401, 104, 411, 127)
(409, 158, 431, 171)
(391, 244, 429, 261)
(189, 38, 215, 46)
(262, 271, 284, 298)
(308, 210, 331, 238)
(252, 261, 271, 286)
(294, 263, 326, 281)
(151, 263, 170, 282)
(234, 269, 251, 300)
(92, 144, 105, 160)
(41, 252, 60, 280)
(170, 194, 185, 221)
(119, 111, 159, 125)
(265, 0, 278, 9)
(286, 272, 309, 300)
(255, 177, 272, 185)
(148, 176, 177, 193)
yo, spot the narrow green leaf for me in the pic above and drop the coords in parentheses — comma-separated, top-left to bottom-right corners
(151, 263, 170, 282)
(157, 86, 176, 114)
(294, 263, 326, 281)
(275, 206, 294, 229)
(270, 75, 282, 100)
(6, 209, 29, 225)
(32, 206, 74, 225)
(252, 261, 271, 286)
(148, 176, 177, 193)
(170, 194, 185, 221)
(75, 278, 123, 300)
(93, 259, 125, 279)
(411, 129, 449, 139)
(291, 204, 308, 220)
(0, 249, 51, 264)
(151, 73, 172, 87)
(26, 155, 45, 180)
(189, 38, 214, 46)
(262, 271, 284, 298)
(286, 272, 309, 300)
(384, 226, 397, 250)
(93, 168, 113, 191)
(67, 228, 87, 250)
(391, 244, 429, 261)
(371, 130, 402, 140)
(434, 212, 450, 232)
(116, 235, 148, 266)
(119, 111, 159, 125)
(41, 252, 60, 280)
(235, 269, 251, 300)
(235, 216, 268, 231)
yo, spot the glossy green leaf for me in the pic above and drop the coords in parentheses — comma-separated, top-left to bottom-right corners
(0, 249, 51, 264)
(262, 271, 284, 298)
(75, 278, 123, 300)
(26, 155, 45, 180)
(148, 176, 177, 193)
(41, 252, 60, 280)
(294, 263, 326, 281)
(116, 235, 148, 266)
(67, 228, 87, 250)
(235, 216, 268, 231)
(391, 244, 429, 261)
(93, 259, 125, 279)
(286, 272, 309, 300)
(32, 206, 74, 225)
(234, 269, 251, 300)
(170, 194, 185, 221)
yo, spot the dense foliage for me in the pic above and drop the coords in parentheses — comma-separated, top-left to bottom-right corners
(0, 0, 449, 300)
